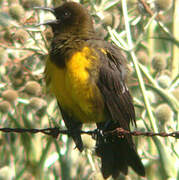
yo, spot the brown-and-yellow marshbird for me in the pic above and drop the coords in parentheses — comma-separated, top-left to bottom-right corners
(35, 2, 145, 179)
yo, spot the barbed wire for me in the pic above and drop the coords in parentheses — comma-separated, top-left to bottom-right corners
(107, 128, 179, 139)
(0, 127, 178, 139)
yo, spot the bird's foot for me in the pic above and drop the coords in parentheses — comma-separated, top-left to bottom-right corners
(92, 128, 103, 139)
(92, 128, 110, 145)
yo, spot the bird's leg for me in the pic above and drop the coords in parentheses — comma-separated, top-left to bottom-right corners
(102, 120, 111, 131)
(96, 120, 125, 143)
(92, 128, 103, 140)
(94, 120, 112, 144)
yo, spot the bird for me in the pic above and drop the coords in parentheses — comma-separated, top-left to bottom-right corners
(35, 2, 145, 179)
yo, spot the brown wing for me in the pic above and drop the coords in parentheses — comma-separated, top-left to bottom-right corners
(93, 41, 145, 178)
(97, 42, 136, 131)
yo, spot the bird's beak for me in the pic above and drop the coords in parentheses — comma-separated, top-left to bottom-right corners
(34, 7, 59, 26)
(34, 7, 55, 13)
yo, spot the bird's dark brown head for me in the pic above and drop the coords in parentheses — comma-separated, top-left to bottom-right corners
(35, 2, 94, 36)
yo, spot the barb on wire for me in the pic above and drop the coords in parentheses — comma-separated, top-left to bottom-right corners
(0, 127, 178, 139)
(106, 128, 179, 139)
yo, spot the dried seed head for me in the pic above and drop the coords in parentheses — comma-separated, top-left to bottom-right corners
(0, 101, 11, 113)
(13, 29, 29, 44)
(3, 28, 13, 43)
(25, 81, 42, 96)
(152, 54, 167, 72)
(155, 103, 173, 124)
(157, 75, 171, 88)
(9, 4, 25, 21)
(137, 50, 149, 65)
(29, 97, 47, 110)
(2, 89, 18, 102)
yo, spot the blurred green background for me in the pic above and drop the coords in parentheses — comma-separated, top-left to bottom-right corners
(0, 0, 178, 179)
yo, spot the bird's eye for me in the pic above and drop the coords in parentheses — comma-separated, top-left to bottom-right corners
(63, 10, 71, 19)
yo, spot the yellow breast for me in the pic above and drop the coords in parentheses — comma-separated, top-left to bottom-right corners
(45, 46, 104, 123)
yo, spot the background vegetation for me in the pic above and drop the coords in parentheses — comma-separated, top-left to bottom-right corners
(0, 0, 178, 179)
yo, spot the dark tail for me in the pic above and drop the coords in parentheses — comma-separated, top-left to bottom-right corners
(70, 130, 84, 152)
(95, 133, 145, 179)
(59, 104, 84, 152)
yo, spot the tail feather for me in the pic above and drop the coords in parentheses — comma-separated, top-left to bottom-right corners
(71, 131, 84, 152)
(128, 147, 145, 176)
(96, 135, 145, 179)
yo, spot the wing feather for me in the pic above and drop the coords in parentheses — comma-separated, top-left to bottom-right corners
(97, 43, 136, 130)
